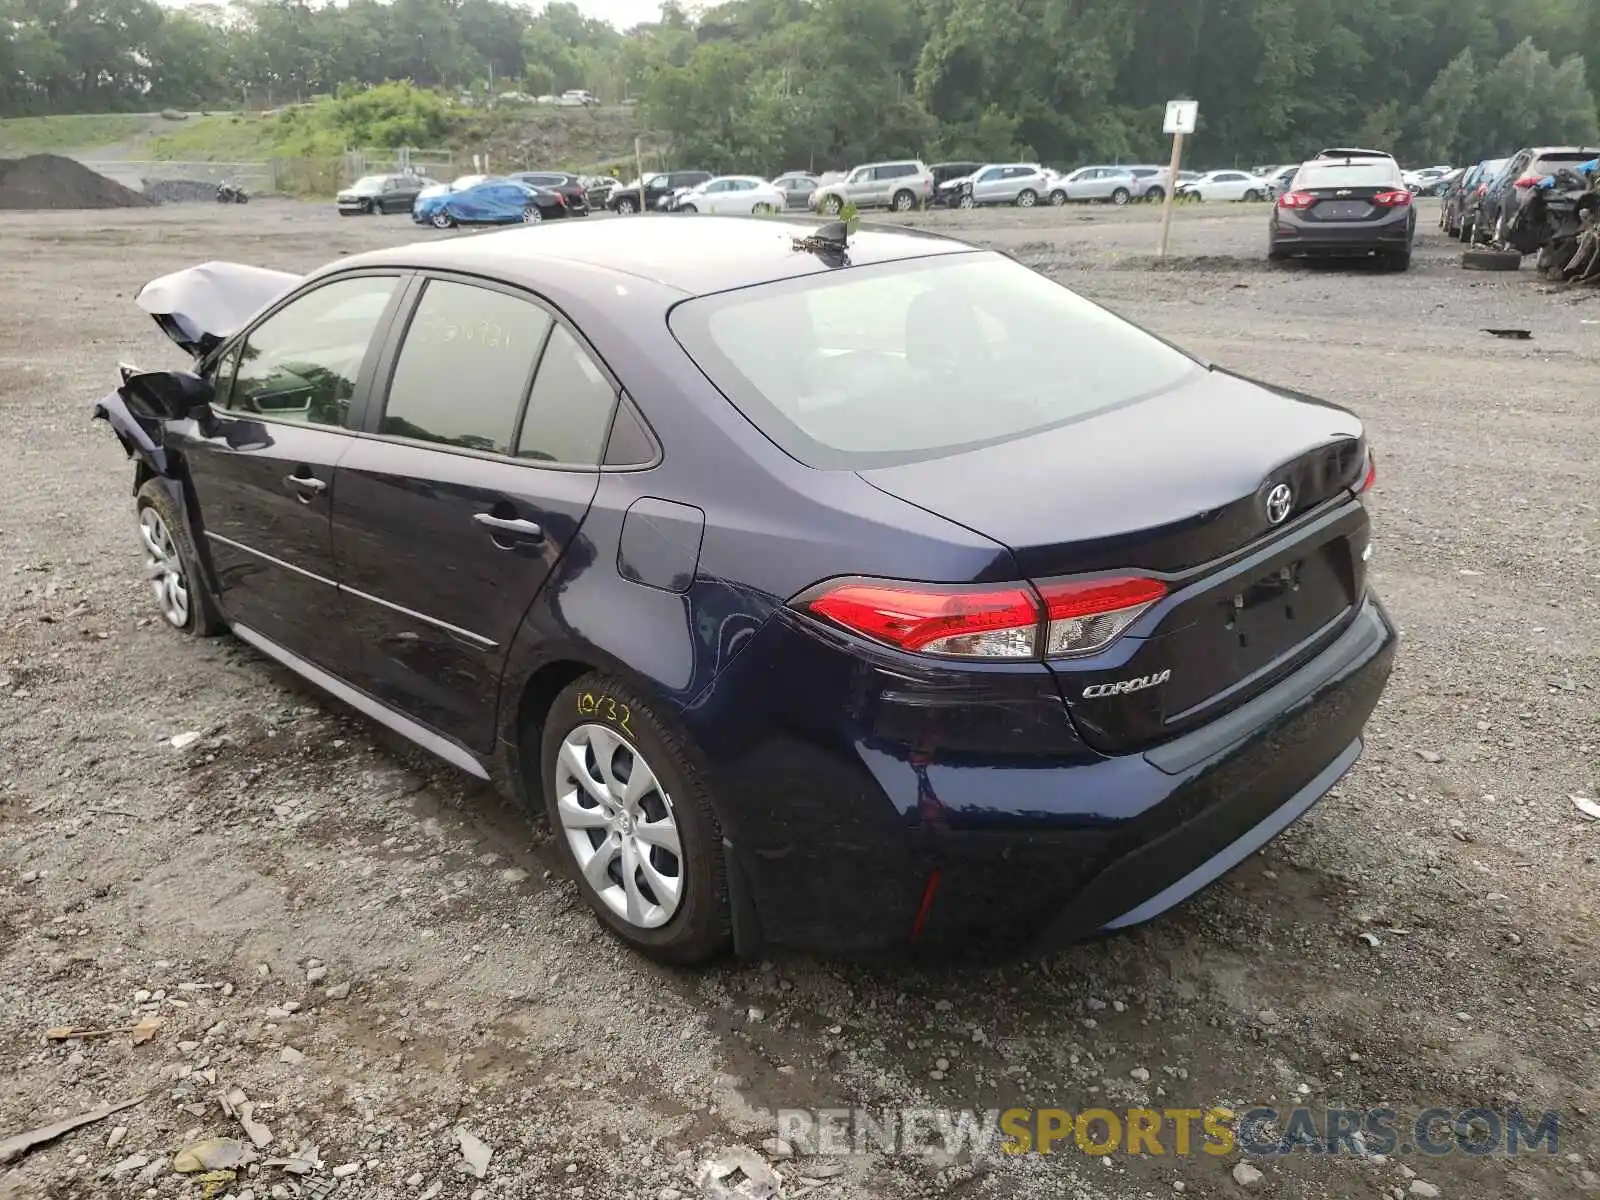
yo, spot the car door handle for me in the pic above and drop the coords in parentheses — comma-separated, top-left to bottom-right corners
(284, 473, 326, 495)
(474, 512, 543, 538)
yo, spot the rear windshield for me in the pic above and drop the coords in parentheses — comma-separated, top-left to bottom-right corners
(1531, 151, 1595, 171)
(668, 253, 1203, 470)
(1295, 161, 1401, 188)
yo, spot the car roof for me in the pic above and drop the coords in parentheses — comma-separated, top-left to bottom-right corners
(331, 214, 975, 298)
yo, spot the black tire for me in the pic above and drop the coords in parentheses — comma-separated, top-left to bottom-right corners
(678, 202, 696, 213)
(614, 196, 639, 214)
(539, 673, 731, 964)
(1111, 187, 1131, 206)
(891, 189, 916, 212)
(1243, 189, 1261, 202)
(1145, 185, 1165, 203)
(360, 199, 372, 214)
(134, 479, 225, 637)
(822, 193, 844, 216)
(1388, 247, 1412, 272)
(430, 210, 455, 229)
(1462, 247, 1521, 271)
(957, 192, 976, 210)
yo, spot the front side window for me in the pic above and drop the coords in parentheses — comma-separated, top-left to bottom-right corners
(222, 275, 399, 426)
(670, 253, 1202, 470)
(380, 280, 550, 454)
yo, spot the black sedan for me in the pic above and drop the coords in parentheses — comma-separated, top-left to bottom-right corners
(508, 171, 591, 215)
(335, 173, 438, 215)
(1268, 157, 1416, 269)
(93, 217, 1396, 964)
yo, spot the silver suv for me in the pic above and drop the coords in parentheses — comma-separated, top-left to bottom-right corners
(809, 160, 934, 214)
(941, 162, 1051, 208)
(1045, 166, 1138, 205)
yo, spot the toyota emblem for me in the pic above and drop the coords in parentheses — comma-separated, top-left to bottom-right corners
(1265, 483, 1293, 525)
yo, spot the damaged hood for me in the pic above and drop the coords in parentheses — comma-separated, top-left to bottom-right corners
(136, 261, 300, 357)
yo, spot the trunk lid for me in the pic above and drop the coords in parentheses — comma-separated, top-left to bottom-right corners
(858, 367, 1372, 754)
(1299, 183, 1395, 223)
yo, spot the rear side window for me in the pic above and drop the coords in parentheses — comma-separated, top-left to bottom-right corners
(380, 280, 550, 454)
(517, 326, 617, 465)
(1531, 152, 1593, 172)
(669, 253, 1202, 470)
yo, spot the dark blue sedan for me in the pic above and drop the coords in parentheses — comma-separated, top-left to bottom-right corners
(412, 177, 569, 229)
(94, 217, 1396, 964)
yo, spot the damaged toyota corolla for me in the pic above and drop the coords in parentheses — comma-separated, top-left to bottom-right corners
(92, 217, 1397, 964)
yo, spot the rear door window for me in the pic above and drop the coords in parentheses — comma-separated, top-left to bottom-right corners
(379, 280, 550, 454)
(516, 326, 618, 465)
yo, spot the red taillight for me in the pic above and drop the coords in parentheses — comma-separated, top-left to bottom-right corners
(1513, 174, 1540, 189)
(801, 574, 1168, 660)
(1474, 184, 1488, 196)
(1372, 190, 1412, 207)
(1356, 449, 1377, 495)
(1037, 576, 1168, 658)
(805, 581, 1040, 658)
(1277, 191, 1316, 209)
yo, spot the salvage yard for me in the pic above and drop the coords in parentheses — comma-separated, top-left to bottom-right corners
(1, 200, 1597, 1200)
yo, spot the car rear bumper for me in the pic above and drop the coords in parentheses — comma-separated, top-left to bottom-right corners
(690, 591, 1398, 957)
(1271, 216, 1412, 254)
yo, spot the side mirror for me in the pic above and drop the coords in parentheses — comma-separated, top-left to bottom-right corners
(121, 369, 214, 422)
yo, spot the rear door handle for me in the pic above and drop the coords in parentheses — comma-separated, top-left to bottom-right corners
(474, 512, 543, 539)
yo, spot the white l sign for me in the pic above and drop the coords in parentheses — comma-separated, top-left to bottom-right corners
(1163, 100, 1198, 135)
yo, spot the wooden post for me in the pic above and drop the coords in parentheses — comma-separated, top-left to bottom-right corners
(1158, 130, 1185, 258)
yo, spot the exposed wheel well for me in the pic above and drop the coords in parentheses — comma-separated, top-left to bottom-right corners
(514, 659, 602, 762)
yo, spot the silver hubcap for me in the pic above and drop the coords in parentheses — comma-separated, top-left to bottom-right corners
(1018, 192, 1034, 207)
(524, 207, 541, 222)
(556, 723, 684, 929)
(139, 507, 189, 628)
(432, 212, 451, 228)
(958, 195, 974, 208)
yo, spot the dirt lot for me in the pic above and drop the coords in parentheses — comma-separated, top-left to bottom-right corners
(1, 199, 1596, 1200)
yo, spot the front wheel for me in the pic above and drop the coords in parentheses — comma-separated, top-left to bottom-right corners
(891, 189, 916, 212)
(678, 203, 696, 213)
(957, 192, 976, 210)
(1243, 189, 1262, 202)
(430, 210, 455, 229)
(1015, 188, 1036, 208)
(614, 196, 639, 215)
(135, 480, 224, 637)
(1049, 190, 1067, 206)
(821, 194, 844, 216)
(751, 202, 774, 215)
(1145, 185, 1165, 203)
(522, 206, 542, 223)
(1110, 187, 1130, 206)
(540, 674, 731, 964)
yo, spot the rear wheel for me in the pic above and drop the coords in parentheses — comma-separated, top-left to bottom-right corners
(1110, 187, 1131, 206)
(1015, 188, 1037, 208)
(1388, 247, 1412, 272)
(522, 205, 542, 223)
(1049, 190, 1067, 206)
(891, 189, 916, 212)
(539, 674, 731, 964)
(614, 196, 639, 214)
(821, 194, 844, 216)
(430, 210, 455, 229)
(135, 480, 224, 637)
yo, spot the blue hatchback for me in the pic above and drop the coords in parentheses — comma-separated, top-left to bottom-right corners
(95, 217, 1397, 964)
(413, 177, 568, 229)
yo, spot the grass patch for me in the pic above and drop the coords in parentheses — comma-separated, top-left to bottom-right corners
(0, 114, 149, 156)
(148, 114, 288, 162)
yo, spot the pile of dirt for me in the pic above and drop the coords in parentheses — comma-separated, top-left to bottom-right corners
(142, 178, 217, 204)
(0, 153, 153, 210)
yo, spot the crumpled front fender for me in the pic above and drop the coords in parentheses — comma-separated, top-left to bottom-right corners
(91, 386, 170, 478)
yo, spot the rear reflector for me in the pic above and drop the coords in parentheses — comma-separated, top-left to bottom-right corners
(1372, 190, 1412, 207)
(1356, 449, 1377, 494)
(800, 574, 1168, 660)
(1277, 191, 1316, 209)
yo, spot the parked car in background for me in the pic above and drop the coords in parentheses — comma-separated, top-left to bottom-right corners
(508, 171, 591, 215)
(102, 216, 1394, 963)
(584, 176, 618, 208)
(928, 161, 983, 205)
(558, 89, 598, 106)
(607, 170, 713, 214)
(1046, 166, 1137, 206)
(809, 160, 934, 214)
(771, 173, 820, 210)
(1123, 166, 1174, 201)
(673, 176, 786, 215)
(412, 178, 569, 228)
(1178, 170, 1271, 202)
(415, 173, 490, 204)
(336, 173, 439, 216)
(1402, 166, 1452, 194)
(941, 163, 1051, 208)
(1265, 164, 1301, 198)
(1317, 147, 1396, 163)
(1443, 157, 1507, 241)
(1474, 145, 1599, 245)
(1269, 156, 1415, 270)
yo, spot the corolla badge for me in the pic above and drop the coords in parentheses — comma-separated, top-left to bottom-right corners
(1264, 482, 1293, 525)
(1082, 669, 1172, 700)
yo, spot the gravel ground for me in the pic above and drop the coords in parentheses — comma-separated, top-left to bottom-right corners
(1, 200, 1596, 1200)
